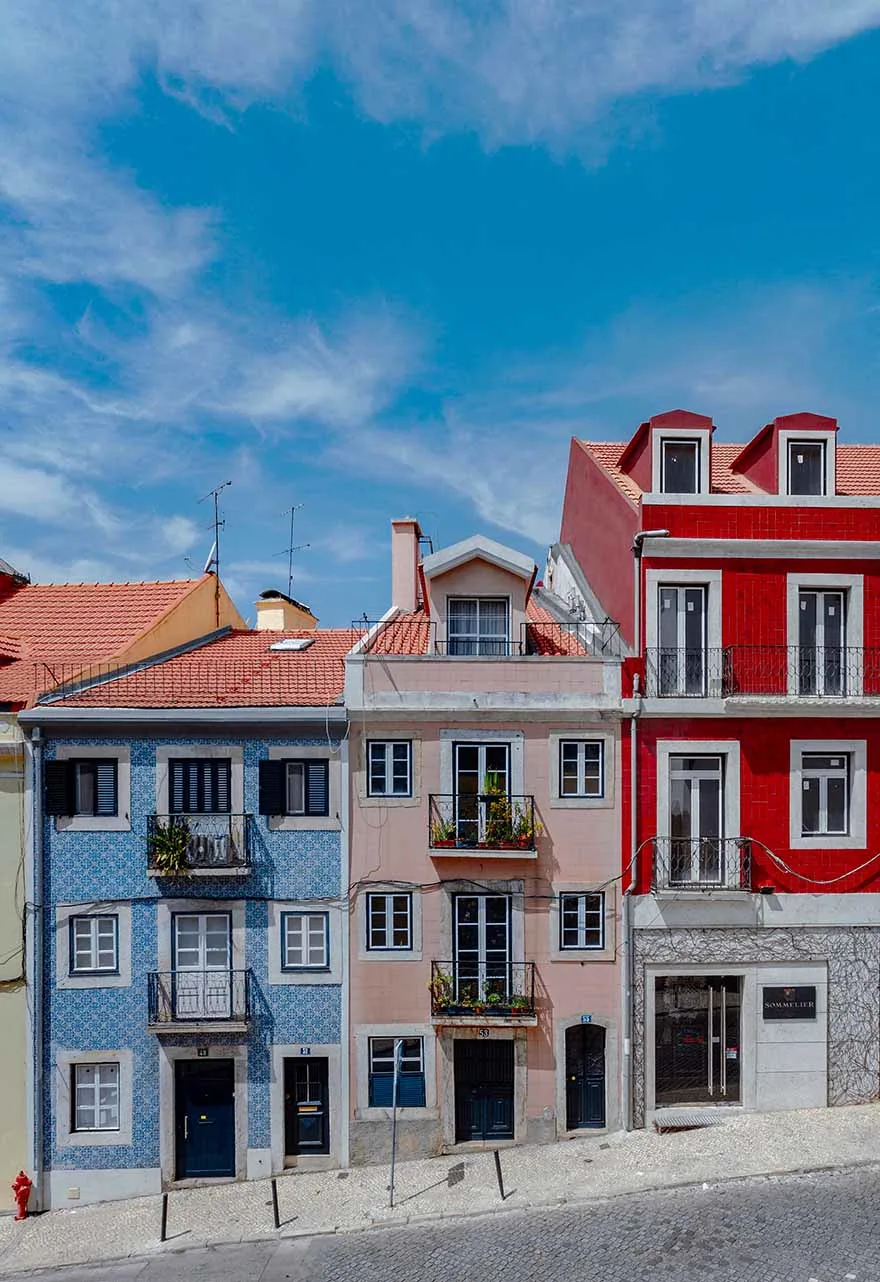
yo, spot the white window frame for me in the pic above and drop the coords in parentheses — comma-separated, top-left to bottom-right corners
(645, 570, 722, 698)
(264, 744, 341, 832)
(446, 597, 511, 656)
(55, 903, 132, 991)
(800, 753, 849, 837)
(558, 739, 604, 799)
(281, 911, 329, 971)
(355, 1023, 437, 1118)
(268, 902, 342, 986)
(72, 1061, 120, 1133)
(54, 745, 131, 833)
(54, 1049, 133, 1148)
(548, 731, 615, 810)
(69, 914, 118, 975)
(656, 738, 740, 844)
(366, 892, 413, 952)
(559, 892, 605, 950)
(651, 429, 711, 495)
(660, 439, 700, 495)
(367, 740, 413, 798)
(789, 739, 866, 850)
(786, 574, 863, 697)
(778, 429, 836, 497)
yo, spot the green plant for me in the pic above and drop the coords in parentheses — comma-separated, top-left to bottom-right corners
(148, 818, 194, 875)
(431, 816, 457, 844)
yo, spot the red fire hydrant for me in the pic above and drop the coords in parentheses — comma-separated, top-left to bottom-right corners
(12, 1171, 32, 1221)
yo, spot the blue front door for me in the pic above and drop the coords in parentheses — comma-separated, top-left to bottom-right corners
(175, 1059, 235, 1179)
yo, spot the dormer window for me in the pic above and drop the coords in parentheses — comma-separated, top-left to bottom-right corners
(661, 440, 700, 494)
(447, 598, 509, 656)
(787, 440, 826, 495)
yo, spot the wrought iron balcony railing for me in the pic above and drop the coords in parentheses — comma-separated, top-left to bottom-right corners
(429, 794, 538, 853)
(523, 618, 623, 657)
(147, 969, 251, 1027)
(353, 617, 622, 658)
(653, 837, 752, 893)
(724, 646, 880, 698)
(430, 960, 536, 1018)
(644, 648, 730, 697)
(147, 814, 252, 875)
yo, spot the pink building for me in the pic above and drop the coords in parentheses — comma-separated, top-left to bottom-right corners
(345, 520, 624, 1162)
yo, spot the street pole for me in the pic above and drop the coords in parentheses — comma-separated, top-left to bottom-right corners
(389, 1038, 403, 1208)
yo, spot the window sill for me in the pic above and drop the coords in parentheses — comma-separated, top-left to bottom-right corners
(267, 815, 341, 832)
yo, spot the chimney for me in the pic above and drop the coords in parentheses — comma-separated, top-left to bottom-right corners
(391, 519, 422, 613)
(254, 590, 318, 631)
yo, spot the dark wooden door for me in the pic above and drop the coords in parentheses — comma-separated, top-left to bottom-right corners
(454, 1039, 514, 1142)
(175, 1059, 235, 1179)
(565, 1024, 606, 1129)
(284, 1057, 330, 1155)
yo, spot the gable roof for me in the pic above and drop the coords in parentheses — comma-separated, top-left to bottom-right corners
(0, 577, 209, 707)
(40, 628, 358, 708)
(421, 535, 536, 582)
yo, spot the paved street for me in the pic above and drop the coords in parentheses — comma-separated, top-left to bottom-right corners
(8, 1165, 880, 1282)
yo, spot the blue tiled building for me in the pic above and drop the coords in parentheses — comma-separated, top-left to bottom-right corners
(25, 616, 352, 1207)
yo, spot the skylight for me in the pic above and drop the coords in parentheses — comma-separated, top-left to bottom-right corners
(269, 638, 315, 652)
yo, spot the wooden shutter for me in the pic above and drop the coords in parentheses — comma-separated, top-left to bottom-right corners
(214, 760, 231, 813)
(44, 761, 72, 816)
(258, 761, 285, 816)
(306, 761, 329, 816)
(169, 760, 186, 814)
(94, 761, 118, 816)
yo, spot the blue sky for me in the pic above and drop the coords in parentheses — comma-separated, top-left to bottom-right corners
(3, 2, 880, 625)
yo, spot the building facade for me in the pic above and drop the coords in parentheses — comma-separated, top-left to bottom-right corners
(345, 521, 624, 1163)
(559, 409, 880, 1127)
(24, 607, 352, 1208)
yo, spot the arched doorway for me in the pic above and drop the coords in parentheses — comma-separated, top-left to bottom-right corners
(565, 1024, 606, 1129)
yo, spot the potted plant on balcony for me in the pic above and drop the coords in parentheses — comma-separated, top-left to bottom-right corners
(511, 802, 542, 850)
(148, 817, 193, 876)
(509, 994, 532, 1014)
(480, 777, 517, 848)
(430, 817, 457, 848)
(428, 971, 455, 1009)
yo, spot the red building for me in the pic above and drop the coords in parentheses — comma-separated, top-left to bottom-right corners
(554, 409, 880, 1127)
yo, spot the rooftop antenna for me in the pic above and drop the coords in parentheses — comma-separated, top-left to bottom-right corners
(199, 480, 232, 628)
(274, 504, 311, 598)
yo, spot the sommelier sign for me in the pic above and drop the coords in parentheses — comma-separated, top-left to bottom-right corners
(762, 985, 817, 1021)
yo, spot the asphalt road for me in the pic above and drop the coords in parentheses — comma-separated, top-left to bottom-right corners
(8, 1165, 880, 1282)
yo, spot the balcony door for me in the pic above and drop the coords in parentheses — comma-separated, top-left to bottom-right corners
(668, 756, 723, 887)
(798, 589, 846, 696)
(173, 913, 232, 1020)
(453, 743, 510, 845)
(454, 895, 511, 1004)
(658, 586, 706, 695)
(654, 976, 741, 1108)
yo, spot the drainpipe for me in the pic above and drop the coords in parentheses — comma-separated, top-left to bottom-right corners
(28, 726, 44, 1207)
(622, 529, 669, 1132)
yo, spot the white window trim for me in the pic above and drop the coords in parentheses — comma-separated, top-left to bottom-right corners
(651, 429, 711, 495)
(265, 744, 340, 831)
(645, 570, 722, 695)
(548, 883, 616, 962)
(156, 898, 246, 973)
(549, 732, 614, 809)
(156, 744, 243, 818)
(367, 740, 413, 798)
(778, 428, 836, 497)
(446, 596, 512, 655)
(656, 739, 741, 842)
(789, 739, 866, 850)
(54, 745, 131, 833)
(358, 885, 422, 962)
(786, 573, 863, 697)
(267, 901, 342, 986)
(55, 1049, 133, 1148)
(55, 902, 132, 990)
(439, 728, 525, 796)
(354, 1023, 437, 1119)
(357, 731, 421, 808)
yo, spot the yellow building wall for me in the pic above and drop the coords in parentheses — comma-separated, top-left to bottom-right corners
(0, 718, 26, 1210)
(116, 575, 246, 669)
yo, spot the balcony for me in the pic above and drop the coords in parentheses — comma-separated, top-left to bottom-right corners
(429, 794, 538, 858)
(147, 814, 252, 877)
(652, 838, 752, 894)
(148, 969, 251, 1033)
(430, 960, 537, 1024)
(644, 648, 730, 698)
(644, 646, 880, 699)
(356, 618, 621, 658)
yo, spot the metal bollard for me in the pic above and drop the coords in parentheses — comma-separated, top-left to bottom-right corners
(271, 1177, 280, 1230)
(493, 1149, 506, 1201)
(160, 1192, 169, 1242)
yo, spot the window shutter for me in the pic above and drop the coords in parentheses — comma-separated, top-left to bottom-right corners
(369, 1075, 393, 1108)
(169, 761, 186, 814)
(45, 761, 72, 816)
(94, 761, 118, 816)
(215, 760, 231, 813)
(258, 761, 285, 816)
(306, 761, 329, 816)
(398, 1074, 426, 1108)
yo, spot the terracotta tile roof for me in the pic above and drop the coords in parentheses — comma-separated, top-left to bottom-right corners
(47, 629, 359, 708)
(581, 440, 880, 498)
(363, 611, 432, 655)
(0, 578, 203, 706)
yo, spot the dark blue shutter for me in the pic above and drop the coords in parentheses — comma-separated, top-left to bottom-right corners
(44, 761, 72, 816)
(368, 1073, 425, 1108)
(306, 761, 329, 816)
(94, 761, 118, 816)
(169, 761, 185, 814)
(214, 760, 231, 813)
(258, 761, 285, 815)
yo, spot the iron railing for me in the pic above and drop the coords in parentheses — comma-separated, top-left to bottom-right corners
(354, 618, 622, 658)
(724, 646, 880, 698)
(653, 838, 752, 892)
(147, 969, 251, 1025)
(644, 648, 730, 697)
(430, 960, 536, 1017)
(523, 619, 622, 656)
(429, 794, 537, 852)
(147, 814, 252, 874)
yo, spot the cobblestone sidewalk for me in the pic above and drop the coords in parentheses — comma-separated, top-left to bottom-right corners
(1, 1103, 878, 1277)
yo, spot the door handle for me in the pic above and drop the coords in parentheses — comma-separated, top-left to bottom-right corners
(184, 1117, 188, 1140)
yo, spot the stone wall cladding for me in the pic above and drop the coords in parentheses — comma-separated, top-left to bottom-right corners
(633, 926, 880, 1127)
(349, 1119, 443, 1166)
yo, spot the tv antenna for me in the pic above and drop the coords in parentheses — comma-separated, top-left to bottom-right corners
(199, 480, 232, 627)
(274, 504, 310, 598)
